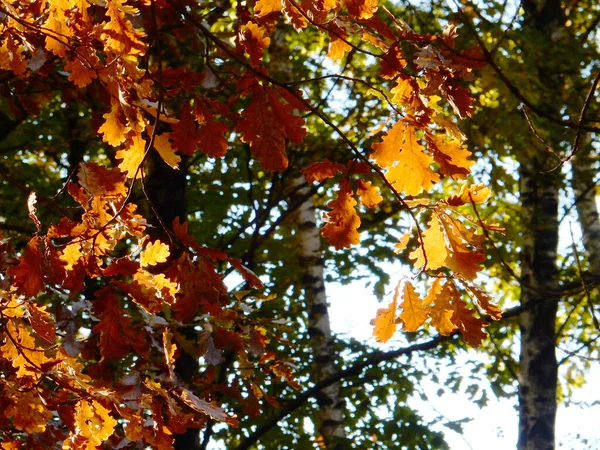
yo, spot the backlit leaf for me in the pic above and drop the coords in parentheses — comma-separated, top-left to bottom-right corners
(322, 179, 361, 249)
(399, 281, 428, 332)
(371, 282, 399, 343)
(140, 240, 170, 267)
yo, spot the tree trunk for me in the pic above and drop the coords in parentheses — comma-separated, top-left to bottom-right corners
(292, 176, 347, 448)
(571, 139, 600, 274)
(518, 1, 564, 449)
(518, 164, 560, 450)
(144, 151, 201, 450)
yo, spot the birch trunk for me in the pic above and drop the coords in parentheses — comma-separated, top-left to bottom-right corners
(292, 176, 346, 448)
(571, 138, 600, 273)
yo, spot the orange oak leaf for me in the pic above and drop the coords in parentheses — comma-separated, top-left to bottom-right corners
(394, 232, 411, 254)
(461, 281, 502, 320)
(8, 238, 45, 298)
(255, 0, 283, 16)
(427, 134, 473, 179)
(391, 78, 413, 104)
(356, 180, 383, 208)
(195, 104, 229, 158)
(240, 22, 271, 66)
(153, 133, 181, 169)
(344, 0, 378, 19)
(371, 282, 399, 343)
(27, 303, 57, 344)
(409, 213, 447, 270)
(445, 183, 492, 206)
(451, 296, 487, 346)
(321, 179, 361, 249)
(438, 213, 485, 280)
(65, 56, 97, 88)
(102, 0, 146, 56)
(399, 281, 428, 332)
(301, 159, 345, 183)
(116, 133, 146, 178)
(423, 279, 456, 335)
(99, 101, 128, 147)
(43, 8, 72, 57)
(93, 288, 149, 360)
(236, 85, 306, 171)
(140, 240, 170, 267)
(384, 125, 439, 196)
(78, 162, 127, 196)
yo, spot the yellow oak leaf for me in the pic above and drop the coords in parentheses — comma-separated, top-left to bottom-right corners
(423, 279, 456, 335)
(43, 10, 72, 57)
(255, 0, 283, 16)
(356, 180, 383, 208)
(322, 179, 361, 249)
(154, 133, 181, 169)
(385, 125, 440, 195)
(391, 78, 413, 104)
(4, 389, 52, 433)
(371, 120, 404, 167)
(460, 183, 492, 204)
(409, 214, 447, 270)
(102, 0, 146, 56)
(60, 242, 82, 271)
(99, 101, 128, 147)
(72, 399, 118, 448)
(371, 283, 400, 343)
(394, 232, 411, 254)
(116, 133, 146, 178)
(328, 38, 352, 61)
(140, 240, 170, 267)
(0, 320, 50, 379)
(399, 281, 428, 332)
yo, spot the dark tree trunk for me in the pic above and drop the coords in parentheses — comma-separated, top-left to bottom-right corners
(144, 150, 200, 449)
(518, 1, 565, 449)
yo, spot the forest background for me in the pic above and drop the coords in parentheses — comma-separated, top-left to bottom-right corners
(0, 0, 599, 449)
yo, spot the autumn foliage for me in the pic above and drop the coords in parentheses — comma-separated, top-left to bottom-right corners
(0, 0, 501, 447)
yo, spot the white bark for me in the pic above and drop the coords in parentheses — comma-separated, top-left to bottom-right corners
(292, 176, 346, 447)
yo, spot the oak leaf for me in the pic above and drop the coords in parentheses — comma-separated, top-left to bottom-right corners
(344, 0, 378, 19)
(240, 22, 271, 66)
(9, 238, 45, 298)
(451, 296, 487, 346)
(116, 133, 146, 178)
(236, 85, 306, 171)
(356, 180, 383, 208)
(78, 162, 127, 196)
(428, 134, 473, 179)
(140, 240, 170, 267)
(328, 38, 352, 60)
(255, 0, 283, 16)
(301, 159, 345, 183)
(99, 101, 128, 147)
(321, 180, 361, 249)
(371, 283, 399, 343)
(423, 279, 456, 335)
(409, 214, 447, 270)
(154, 133, 181, 169)
(399, 281, 428, 332)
